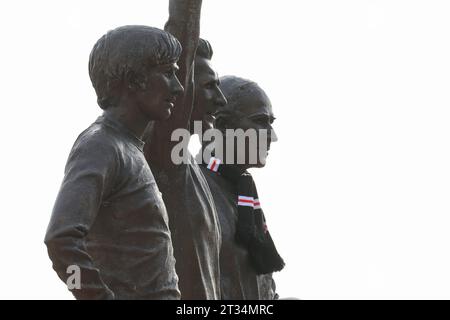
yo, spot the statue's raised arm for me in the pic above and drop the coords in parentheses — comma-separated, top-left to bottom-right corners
(145, 0, 203, 169)
(165, 0, 202, 100)
(143, 0, 223, 300)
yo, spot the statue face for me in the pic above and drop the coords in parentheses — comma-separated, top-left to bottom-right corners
(134, 62, 183, 121)
(228, 90, 277, 168)
(192, 57, 227, 131)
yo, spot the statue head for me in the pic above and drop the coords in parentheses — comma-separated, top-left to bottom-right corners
(191, 39, 227, 133)
(89, 25, 183, 121)
(215, 76, 277, 168)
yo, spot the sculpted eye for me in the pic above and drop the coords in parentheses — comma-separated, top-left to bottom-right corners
(253, 118, 269, 126)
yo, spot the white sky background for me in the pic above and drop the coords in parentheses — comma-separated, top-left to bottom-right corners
(0, 0, 449, 299)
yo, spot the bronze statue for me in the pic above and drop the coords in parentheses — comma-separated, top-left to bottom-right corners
(191, 38, 228, 135)
(44, 25, 184, 300)
(198, 75, 284, 299)
(143, 0, 223, 299)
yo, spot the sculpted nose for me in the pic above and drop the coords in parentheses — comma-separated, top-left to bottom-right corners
(269, 128, 278, 143)
(215, 88, 227, 107)
(172, 76, 184, 96)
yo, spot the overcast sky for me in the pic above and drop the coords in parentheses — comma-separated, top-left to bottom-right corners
(1, 0, 450, 299)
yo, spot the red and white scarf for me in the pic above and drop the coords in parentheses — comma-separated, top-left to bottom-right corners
(204, 156, 285, 275)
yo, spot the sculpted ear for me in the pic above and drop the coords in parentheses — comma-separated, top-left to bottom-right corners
(125, 70, 147, 91)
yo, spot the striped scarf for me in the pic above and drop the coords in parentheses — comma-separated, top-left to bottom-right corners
(205, 157, 285, 275)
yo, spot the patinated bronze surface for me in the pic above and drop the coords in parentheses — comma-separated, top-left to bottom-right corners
(45, 0, 284, 300)
(144, 0, 223, 299)
(197, 75, 279, 299)
(44, 25, 183, 300)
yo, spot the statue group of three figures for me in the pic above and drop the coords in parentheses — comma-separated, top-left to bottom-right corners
(45, 0, 285, 300)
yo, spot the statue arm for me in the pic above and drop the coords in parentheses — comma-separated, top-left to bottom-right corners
(164, 0, 202, 100)
(144, 0, 202, 170)
(44, 140, 116, 300)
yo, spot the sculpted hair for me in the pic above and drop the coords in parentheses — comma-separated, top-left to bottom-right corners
(196, 38, 213, 60)
(89, 25, 182, 110)
(216, 76, 270, 128)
